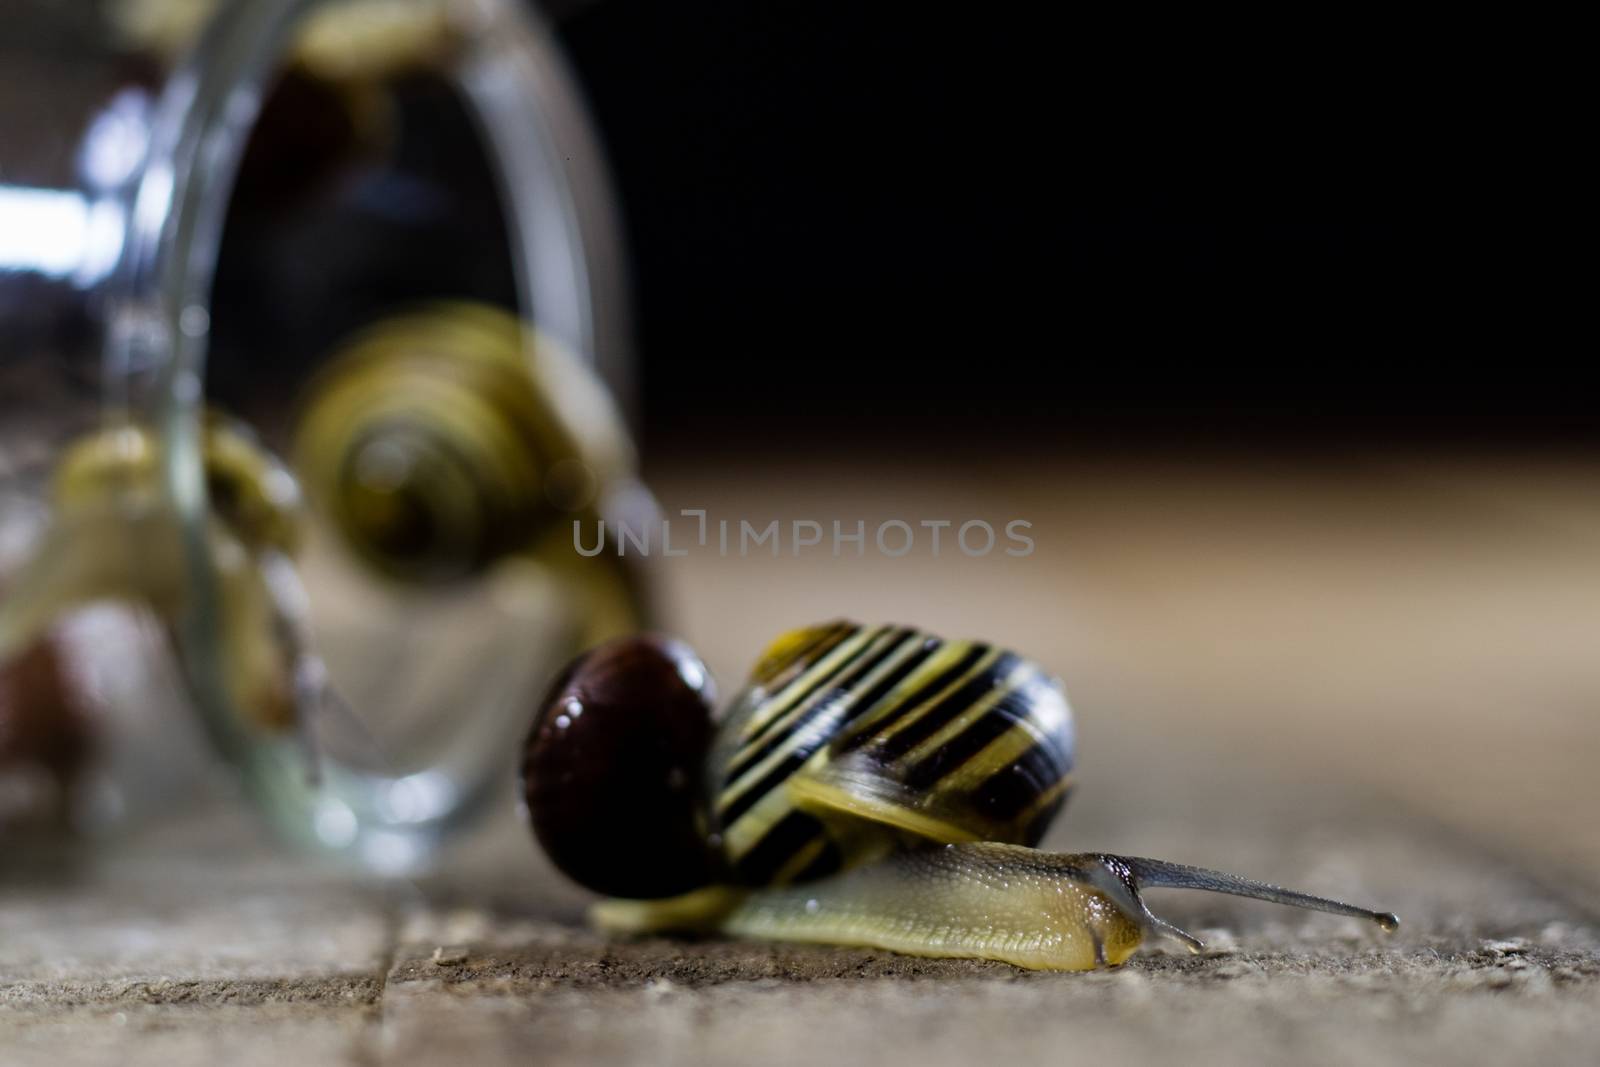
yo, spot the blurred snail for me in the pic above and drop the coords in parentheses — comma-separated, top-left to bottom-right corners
(3, 300, 647, 824)
(111, 0, 460, 81)
(112, 0, 465, 213)
(0, 413, 326, 754)
(522, 623, 1399, 971)
(292, 302, 648, 645)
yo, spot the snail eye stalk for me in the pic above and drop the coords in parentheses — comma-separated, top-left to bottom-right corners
(1086, 853, 1399, 952)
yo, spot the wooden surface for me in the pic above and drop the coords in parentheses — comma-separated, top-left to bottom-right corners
(4, 447, 1599, 1065)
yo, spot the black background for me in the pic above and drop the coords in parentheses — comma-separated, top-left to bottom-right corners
(556, 4, 1569, 448)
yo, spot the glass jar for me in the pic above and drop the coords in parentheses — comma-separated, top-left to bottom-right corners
(0, 0, 651, 872)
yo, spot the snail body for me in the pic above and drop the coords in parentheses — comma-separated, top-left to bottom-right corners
(523, 624, 1398, 971)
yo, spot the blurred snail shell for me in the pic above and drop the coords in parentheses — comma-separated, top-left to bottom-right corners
(0, 633, 94, 806)
(48, 412, 303, 559)
(112, 0, 460, 81)
(0, 414, 310, 739)
(115, 2, 463, 215)
(292, 303, 637, 586)
(522, 622, 1399, 971)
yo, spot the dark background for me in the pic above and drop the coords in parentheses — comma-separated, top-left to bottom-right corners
(554, 3, 1567, 448)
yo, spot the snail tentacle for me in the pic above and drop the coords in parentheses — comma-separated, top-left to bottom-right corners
(1073, 856, 1206, 953)
(1105, 854, 1400, 932)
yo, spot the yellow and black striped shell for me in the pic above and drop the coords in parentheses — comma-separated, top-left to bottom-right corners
(705, 621, 1076, 888)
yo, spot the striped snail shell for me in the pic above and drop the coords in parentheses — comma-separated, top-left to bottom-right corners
(522, 620, 1074, 897)
(706, 620, 1074, 887)
(293, 303, 633, 584)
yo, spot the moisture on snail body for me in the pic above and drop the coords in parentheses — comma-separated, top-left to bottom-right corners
(521, 625, 1399, 971)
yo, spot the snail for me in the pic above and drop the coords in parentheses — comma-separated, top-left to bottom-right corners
(0, 413, 326, 749)
(111, 0, 460, 80)
(111, 0, 460, 136)
(522, 623, 1399, 971)
(292, 301, 649, 645)
(2, 303, 649, 799)
(113, 1, 466, 215)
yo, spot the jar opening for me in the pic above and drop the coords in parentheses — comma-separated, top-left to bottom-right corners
(110, 0, 635, 871)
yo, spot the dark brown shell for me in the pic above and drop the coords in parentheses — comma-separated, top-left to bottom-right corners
(521, 635, 719, 898)
(0, 635, 94, 786)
